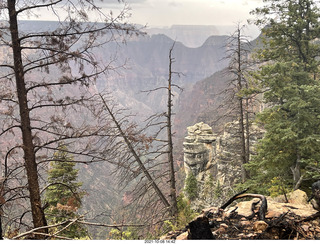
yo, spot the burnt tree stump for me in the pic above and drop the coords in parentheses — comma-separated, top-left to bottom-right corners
(187, 216, 215, 240)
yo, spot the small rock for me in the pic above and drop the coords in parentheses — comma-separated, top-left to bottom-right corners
(202, 207, 218, 214)
(266, 210, 282, 218)
(220, 223, 228, 229)
(301, 225, 309, 232)
(213, 223, 229, 234)
(247, 233, 256, 238)
(312, 220, 320, 226)
(215, 226, 227, 234)
(241, 220, 251, 226)
(253, 221, 268, 233)
(176, 231, 188, 240)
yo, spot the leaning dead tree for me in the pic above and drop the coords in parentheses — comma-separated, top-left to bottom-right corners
(88, 43, 183, 233)
(0, 0, 140, 239)
(92, 91, 171, 231)
(98, 93, 170, 210)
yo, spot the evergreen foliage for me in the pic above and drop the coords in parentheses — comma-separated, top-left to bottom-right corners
(160, 193, 198, 235)
(108, 227, 140, 240)
(214, 180, 222, 199)
(45, 144, 87, 239)
(245, 0, 320, 193)
(176, 193, 198, 228)
(184, 172, 198, 201)
(202, 173, 215, 201)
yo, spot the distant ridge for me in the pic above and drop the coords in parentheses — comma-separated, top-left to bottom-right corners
(201, 35, 229, 47)
(146, 24, 260, 48)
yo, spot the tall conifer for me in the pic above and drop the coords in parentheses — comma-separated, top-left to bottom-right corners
(246, 0, 320, 193)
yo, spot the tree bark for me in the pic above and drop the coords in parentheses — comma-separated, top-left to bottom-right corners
(167, 45, 178, 218)
(7, 0, 47, 237)
(99, 94, 171, 209)
(236, 27, 247, 182)
(292, 153, 302, 190)
(245, 93, 250, 169)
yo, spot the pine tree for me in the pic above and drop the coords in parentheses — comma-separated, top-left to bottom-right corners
(246, 0, 320, 193)
(45, 144, 87, 239)
(184, 172, 198, 201)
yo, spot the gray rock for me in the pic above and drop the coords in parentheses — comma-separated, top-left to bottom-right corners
(183, 121, 264, 211)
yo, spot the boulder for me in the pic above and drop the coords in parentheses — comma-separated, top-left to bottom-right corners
(228, 190, 317, 219)
(288, 189, 308, 205)
(176, 232, 188, 240)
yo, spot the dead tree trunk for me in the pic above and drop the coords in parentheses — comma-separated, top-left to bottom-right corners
(235, 25, 248, 182)
(245, 97, 250, 169)
(99, 94, 171, 210)
(167, 44, 178, 218)
(7, 0, 47, 237)
(292, 154, 302, 190)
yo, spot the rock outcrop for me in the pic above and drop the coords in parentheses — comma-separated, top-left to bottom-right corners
(183, 121, 264, 210)
(183, 122, 217, 177)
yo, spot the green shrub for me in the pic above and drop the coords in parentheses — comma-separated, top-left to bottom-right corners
(177, 193, 198, 228)
(184, 172, 198, 201)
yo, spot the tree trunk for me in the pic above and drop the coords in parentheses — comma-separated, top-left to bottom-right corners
(239, 97, 247, 182)
(292, 153, 302, 190)
(236, 28, 247, 183)
(245, 93, 250, 177)
(7, 0, 47, 237)
(99, 95, 171, 209)
(167, 45, 178, 218)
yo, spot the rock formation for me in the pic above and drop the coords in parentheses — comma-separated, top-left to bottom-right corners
(183, 121, 264, 210)
(183, 122, 217, 177)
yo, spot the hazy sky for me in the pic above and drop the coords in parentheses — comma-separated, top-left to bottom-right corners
(99, 0, 264, 27)
(31, 0, 264, 28)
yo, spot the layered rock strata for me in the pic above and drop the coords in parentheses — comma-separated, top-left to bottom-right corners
(183, 121, 263, 210)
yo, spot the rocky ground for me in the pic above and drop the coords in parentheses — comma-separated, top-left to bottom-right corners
(161, 190, 320, 240)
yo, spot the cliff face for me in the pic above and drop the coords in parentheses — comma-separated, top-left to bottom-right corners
(183, 121, 264, 210)
(96, 33, 229, 119)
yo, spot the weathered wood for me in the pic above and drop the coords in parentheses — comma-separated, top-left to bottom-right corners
(220, 188, 249, 210)
(220, 189, 268, 221)
(99, 94, 170, 209)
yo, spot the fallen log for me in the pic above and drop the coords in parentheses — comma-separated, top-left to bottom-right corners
(220, 189, 268, 221)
